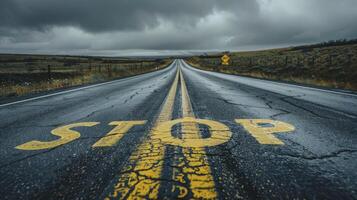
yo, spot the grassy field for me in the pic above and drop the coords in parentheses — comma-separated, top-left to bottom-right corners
(0, 54, 172, 97)
(186, 42, 357, 90)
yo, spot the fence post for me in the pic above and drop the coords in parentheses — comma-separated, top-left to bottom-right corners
(347, 54, 353, 65)
(329, 54, 337, 66)
(89, 59, 92, 72)
(47, 64, 51, 81)
(107, 64, 112, 77)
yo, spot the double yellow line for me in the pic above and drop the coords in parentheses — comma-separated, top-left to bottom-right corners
(105, 61, 217, 199)
(171, 69, 217, 199)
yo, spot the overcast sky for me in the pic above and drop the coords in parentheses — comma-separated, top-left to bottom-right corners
(1, 0, 357, 56)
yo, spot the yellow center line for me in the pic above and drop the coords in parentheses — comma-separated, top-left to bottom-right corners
(105, 67, 180, 199)
(105, 61, 219, 199)
(170, 68, 217, 199)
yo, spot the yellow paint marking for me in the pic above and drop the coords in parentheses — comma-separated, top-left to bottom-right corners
(170, 69, 219, 199)
(92, 121, 147, 147)
(106, 69, 180, 199)
(16, 122, 99, 150)
(154, 117, 231, 148)
(235, 119, 295, 145)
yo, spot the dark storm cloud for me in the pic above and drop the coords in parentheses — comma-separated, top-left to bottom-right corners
(0, 0, 357, 55)
(0, 0, 245, 32)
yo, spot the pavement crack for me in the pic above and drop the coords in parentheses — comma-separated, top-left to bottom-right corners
(269, 109, 291, 119)
(123, 91, 141, 104)
(279, 97, 335, 119)
(214, 96, 292, 119)
(275, 94, 352, 120)
(214, 97, 271, 109)
(278, 149, 357, 160)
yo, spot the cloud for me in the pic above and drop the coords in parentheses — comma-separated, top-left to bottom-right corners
(0, 0, 357, 55)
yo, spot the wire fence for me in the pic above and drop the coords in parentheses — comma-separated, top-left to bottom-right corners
(0, 55, 171, 97)
(187, 44, 357, 90)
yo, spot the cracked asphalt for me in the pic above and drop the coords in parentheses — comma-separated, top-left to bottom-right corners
(0, 59, 357, 199)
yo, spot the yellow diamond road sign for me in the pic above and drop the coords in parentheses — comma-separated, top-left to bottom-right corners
(221, 54, 230, 65)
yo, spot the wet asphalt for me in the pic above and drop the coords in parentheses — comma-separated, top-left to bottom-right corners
(0, 59, 356, 199)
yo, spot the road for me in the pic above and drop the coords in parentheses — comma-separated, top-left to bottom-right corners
(0, 59, 356, 199)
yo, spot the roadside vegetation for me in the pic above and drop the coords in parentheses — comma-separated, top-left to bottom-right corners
(186, 39, 357, 91)
(0, 54, 171, 98)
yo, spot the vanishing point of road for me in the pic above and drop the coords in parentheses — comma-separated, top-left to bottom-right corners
(1, 60, 356, 199)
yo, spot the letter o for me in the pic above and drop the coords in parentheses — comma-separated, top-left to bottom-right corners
(153, 117, 232, 148)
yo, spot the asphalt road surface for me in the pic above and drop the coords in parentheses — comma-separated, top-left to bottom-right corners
(1, 59, 356, 200)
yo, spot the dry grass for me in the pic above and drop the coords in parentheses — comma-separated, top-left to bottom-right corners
(186, 44, 357, 91)
(0, 55, 172, 97)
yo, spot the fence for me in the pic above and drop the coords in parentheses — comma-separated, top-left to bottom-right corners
(0, 55, 170, 97)
(187, 44, 357, 90)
